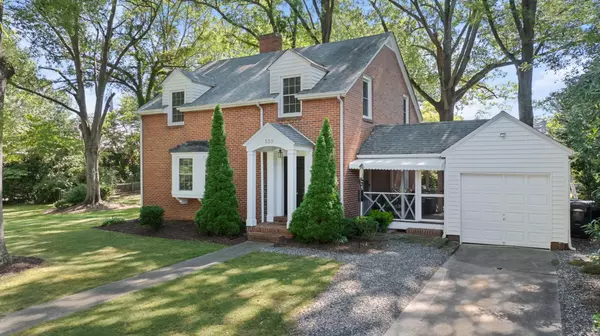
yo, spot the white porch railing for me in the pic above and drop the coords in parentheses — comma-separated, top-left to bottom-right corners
(362, 192, 416, 220)
(361, 191, 444, 223)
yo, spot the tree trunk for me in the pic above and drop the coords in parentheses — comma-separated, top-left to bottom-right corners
(83, 138, 102, 204)
(517, 68, 534, 126)
(437, 105, 455, 121)
(0, 15, 13, 265)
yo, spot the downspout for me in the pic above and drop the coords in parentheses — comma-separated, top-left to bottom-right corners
(257, 103, 265, 223)
(568, 167, 576, 250)
(337, 94, 344, 205)
(139, 115, 143, 206)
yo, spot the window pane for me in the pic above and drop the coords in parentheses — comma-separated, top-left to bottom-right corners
(282, 77, 301, 114)
(363, 81, 369, 100)
(172, 91, 185, 123)
(179, 158, 193, 191)
(363, 97, 369, 116)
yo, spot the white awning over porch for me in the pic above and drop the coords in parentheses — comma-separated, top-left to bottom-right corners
(349, 157, 445, 171)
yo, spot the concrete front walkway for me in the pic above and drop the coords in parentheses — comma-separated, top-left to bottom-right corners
(386, 244, 561, 336)
(0, 241, 271, 335)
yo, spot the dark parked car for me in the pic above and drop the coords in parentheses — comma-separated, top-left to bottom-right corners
(571, 199, 600, 237)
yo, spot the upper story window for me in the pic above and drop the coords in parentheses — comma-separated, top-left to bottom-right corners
(363, 76, 372, 120)
(178, 158, 193, 191)
(172, 91, 185, 124)
(403, 95, 409, 124)
(281, 76, 301, 117)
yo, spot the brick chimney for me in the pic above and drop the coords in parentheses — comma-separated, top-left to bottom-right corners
(259, 33, 283, 53)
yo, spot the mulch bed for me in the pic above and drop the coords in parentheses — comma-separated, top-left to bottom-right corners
(0, 256, 45, 277)
(96, 219, 247, 246)
(46, 202, 138, 214)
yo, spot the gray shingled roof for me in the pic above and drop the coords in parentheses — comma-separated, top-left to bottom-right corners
(139, 95, 166, 112)
(358, 120, 488, 155)
(140, 33, 392, 111)
(180, 70, 216, 87)
(269, 123, 314, 147)
(169, 140, 210, 153)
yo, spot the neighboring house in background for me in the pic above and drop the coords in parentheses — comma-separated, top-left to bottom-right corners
(139, 32, 574, 250)
(137, 32, 421, 227)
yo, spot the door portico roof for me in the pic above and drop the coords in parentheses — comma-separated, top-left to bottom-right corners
(244, 123, 314, 152)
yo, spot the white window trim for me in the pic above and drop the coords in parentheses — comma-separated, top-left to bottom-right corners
(279, 75, 303, 118)
(168, 90, 185, 126)
(363, 75, 373, 120)
(403, 95, 409, 124)
(171, 152, 208, 200)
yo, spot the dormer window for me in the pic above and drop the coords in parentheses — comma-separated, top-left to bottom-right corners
(171, 91, 185, 124)
(281, 76, 302, 117)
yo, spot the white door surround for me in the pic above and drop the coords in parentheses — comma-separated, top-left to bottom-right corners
(460, 173, 551, 249)
(244, 124, 314, 227)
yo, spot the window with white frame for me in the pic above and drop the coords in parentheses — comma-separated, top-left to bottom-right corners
(403, 95, 409, 124)
(282, 76, 301, 116)
(171, 152, 207, 200)
(171, 91, 185, 124)
(178, 158, 193, 191)
(363, 76, 372, 119)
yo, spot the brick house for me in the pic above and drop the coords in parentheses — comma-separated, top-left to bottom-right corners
(138, 32, 421, 227)
(138, 32, 574, 250)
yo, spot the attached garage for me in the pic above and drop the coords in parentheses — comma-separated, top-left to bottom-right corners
(443, 112, 573, 250)
(351, 111, 573, 250)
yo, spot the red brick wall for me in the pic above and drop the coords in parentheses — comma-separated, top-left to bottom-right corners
(142, 45, 418, 221)
(342, 45, 418, 217)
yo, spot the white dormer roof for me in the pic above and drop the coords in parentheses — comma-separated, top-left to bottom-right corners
(160, 69, 213, 107)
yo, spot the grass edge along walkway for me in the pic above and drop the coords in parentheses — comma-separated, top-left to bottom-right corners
(0, 241, 272, 335)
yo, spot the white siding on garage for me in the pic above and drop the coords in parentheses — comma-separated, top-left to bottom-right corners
(444, 116, 571, 247)
(269, 51, 326, 94)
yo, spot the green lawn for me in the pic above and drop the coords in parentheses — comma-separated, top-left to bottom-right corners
(19, 252, 340, 336)
(1, 204, 224, 317)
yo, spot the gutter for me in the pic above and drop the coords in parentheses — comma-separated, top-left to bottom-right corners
(296, 91, 346, 101)
(257, 103, 265, 224)
(178, 98, 278, 112)
(337, 94, 344, 205)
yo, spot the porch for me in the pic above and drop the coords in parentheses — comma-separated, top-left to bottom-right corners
(350, 156, 445, 231)
(244, 123, 314, 229)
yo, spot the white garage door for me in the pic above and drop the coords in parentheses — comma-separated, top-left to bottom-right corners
(461, 174, 550, 249)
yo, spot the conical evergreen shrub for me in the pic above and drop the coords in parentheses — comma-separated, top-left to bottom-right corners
(195, 105, 241, 236)
(289, 118, 344, 242)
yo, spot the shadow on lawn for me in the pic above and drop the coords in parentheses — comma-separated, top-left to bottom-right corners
(1, 205, 222, 317)
(22, 252, 340, 336)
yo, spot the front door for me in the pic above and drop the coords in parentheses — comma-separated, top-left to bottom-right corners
(283, 156, 305, 215)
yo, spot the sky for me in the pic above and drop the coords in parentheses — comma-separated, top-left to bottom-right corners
(459, 64, 571, 120)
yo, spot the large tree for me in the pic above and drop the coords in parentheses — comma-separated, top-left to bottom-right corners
(110, 0, 216, 107)
(192, 0, 336, 48)
(546, 60, 600, 200)
(0, 0, 15, 266)
(482, 0, 593, 126)
(10, 0, 158, 204)
(380, 0, 510, 121)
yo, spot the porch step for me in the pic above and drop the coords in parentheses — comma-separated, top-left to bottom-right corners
(273, 216, 288, 224)
(247, 222, 293, 243)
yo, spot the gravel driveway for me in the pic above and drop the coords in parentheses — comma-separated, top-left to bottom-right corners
(262, 240, 452, 336)
(555, 239, 600, 336)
